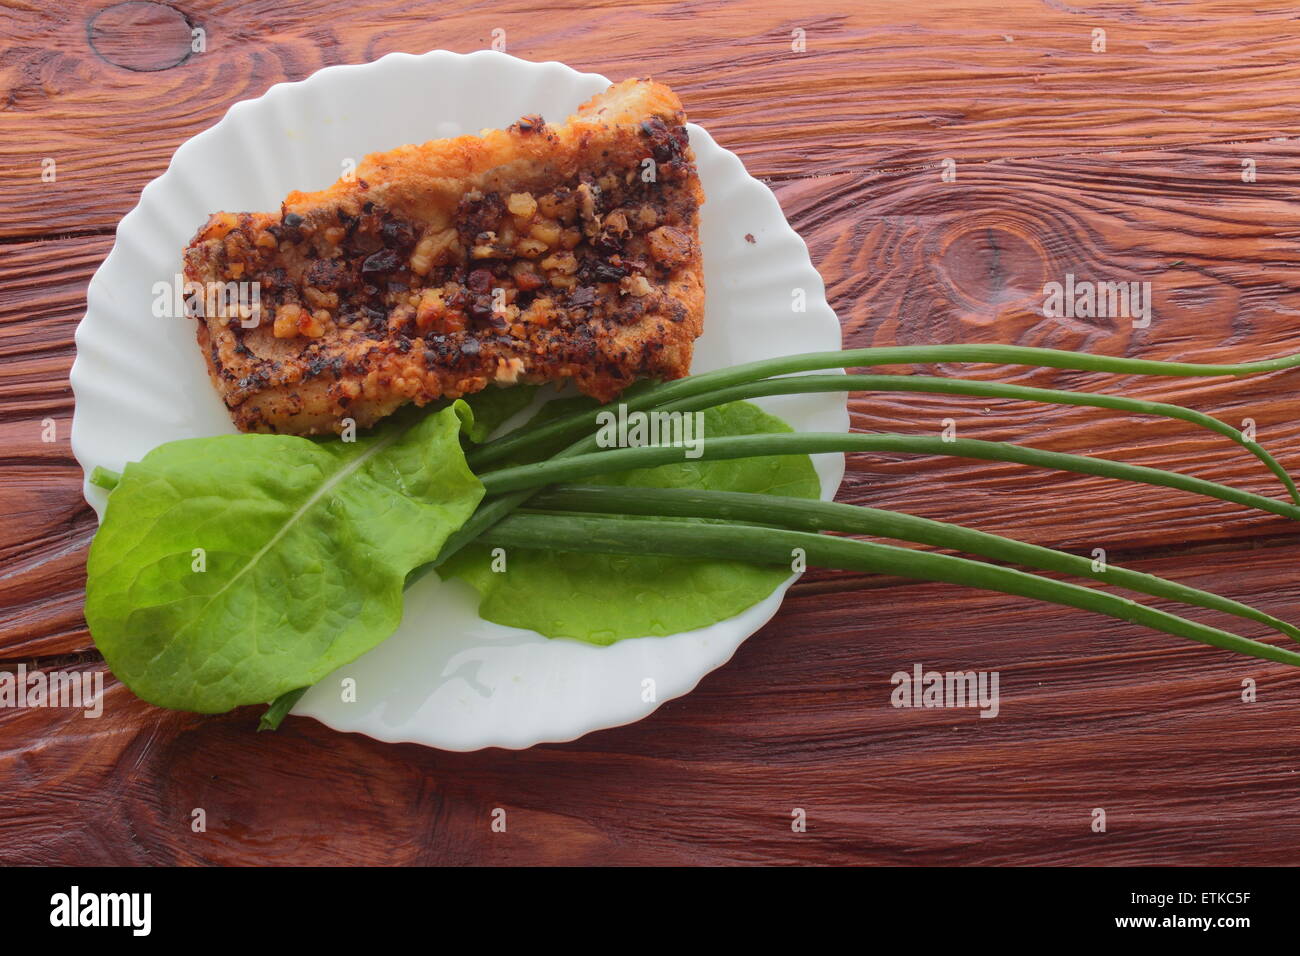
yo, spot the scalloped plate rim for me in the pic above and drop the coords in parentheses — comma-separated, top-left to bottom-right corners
(70, 50, 847, 751)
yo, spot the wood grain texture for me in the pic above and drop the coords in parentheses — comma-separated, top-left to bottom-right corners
(4, 0, 1300, 866)
(0, 236, 103, 660)
(786, 140, 1300, 554)
(7, 0, 1300, 235)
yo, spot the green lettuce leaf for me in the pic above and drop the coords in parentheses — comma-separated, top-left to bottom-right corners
(86, 404, 484, 713)
(441, 400, 820, 643)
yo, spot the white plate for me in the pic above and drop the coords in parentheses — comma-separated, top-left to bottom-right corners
(71, 50, 846, 750)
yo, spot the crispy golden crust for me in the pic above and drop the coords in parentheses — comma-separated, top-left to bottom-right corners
(183, 79, 705, 435)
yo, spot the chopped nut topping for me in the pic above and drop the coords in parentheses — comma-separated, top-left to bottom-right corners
(540, 251, 579, 274)
(271, 303, 329, 338)
(303, 286, 338, 310)
(647, 225, 692, 267)
(538, 190, 576, 222)
(529, 219, 562, 246)
(183, 79, 705, 439)
(205, 151, 695, 379)
(621, 275, 652, 297)
(494, 356, 526, 384)
(273, 303, 303, 338)
(507, 192, 538, 217)
(305, 310, 330, 337)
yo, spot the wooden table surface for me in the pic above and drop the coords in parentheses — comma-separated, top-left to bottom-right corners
(5, 0, 1300, 866)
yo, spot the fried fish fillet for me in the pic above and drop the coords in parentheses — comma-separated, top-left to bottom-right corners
(182, 78, 705, 435)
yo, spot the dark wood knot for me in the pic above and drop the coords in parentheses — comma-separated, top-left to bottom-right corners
(88, 1, 196, 73)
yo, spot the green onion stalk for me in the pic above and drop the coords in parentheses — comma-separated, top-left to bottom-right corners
(257, 345, 1300, 727)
